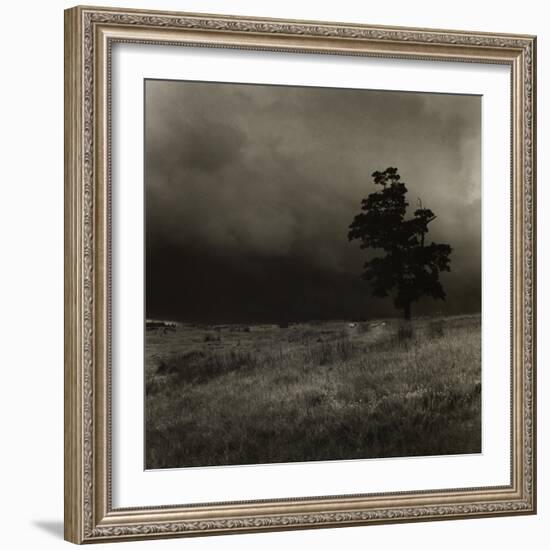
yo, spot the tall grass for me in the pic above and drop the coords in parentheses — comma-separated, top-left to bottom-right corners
(146, 315, 481, 469)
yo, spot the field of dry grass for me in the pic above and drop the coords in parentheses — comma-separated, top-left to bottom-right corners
(145, 314, 481, 469)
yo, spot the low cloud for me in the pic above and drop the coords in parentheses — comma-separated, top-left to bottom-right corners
(145, 80, 481, 322)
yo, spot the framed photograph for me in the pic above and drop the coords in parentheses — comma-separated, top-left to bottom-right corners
(64, 5, 537, 544)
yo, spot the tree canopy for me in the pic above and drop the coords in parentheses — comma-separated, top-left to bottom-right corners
(348, 167, 452, 320)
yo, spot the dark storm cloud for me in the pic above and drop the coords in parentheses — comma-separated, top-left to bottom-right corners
(178, 123, 246, 173)
(145, 79, 481, 323)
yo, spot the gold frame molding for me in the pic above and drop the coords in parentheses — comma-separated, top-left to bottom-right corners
(64, 5, 537, 544)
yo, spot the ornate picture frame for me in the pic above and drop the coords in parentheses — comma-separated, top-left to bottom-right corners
(64, 5, 536, 543)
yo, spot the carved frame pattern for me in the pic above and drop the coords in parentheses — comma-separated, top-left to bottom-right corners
(64, 5, 536, 544)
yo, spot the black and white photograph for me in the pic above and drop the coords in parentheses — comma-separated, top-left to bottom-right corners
(144, 79, 482, 469)
(1, 0, 544, 546)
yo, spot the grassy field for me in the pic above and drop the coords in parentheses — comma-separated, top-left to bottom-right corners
(145, 314, 481, 469)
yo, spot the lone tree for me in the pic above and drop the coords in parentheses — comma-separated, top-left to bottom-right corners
(348, 167, 452, 320)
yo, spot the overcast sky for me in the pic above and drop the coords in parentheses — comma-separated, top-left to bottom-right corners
(145, 79, 481, 323)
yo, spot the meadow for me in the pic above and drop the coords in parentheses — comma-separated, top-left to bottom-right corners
(145, 314, 481, 469)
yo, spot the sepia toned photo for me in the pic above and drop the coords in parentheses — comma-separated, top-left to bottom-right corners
(144, 79, 482, 470)
(64, 8, 536, 541)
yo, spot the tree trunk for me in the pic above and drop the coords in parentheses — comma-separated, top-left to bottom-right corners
(403, 302, 411, 321)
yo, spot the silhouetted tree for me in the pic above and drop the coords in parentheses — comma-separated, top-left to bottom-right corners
(348, 167, 452, 320)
